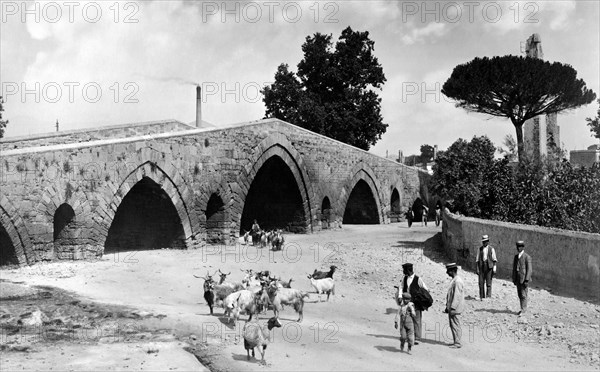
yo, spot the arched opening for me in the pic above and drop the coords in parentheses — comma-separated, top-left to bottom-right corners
(105, 177, 186, 252)
(412, 197, 424, 221)
(54, 203, 76, 255)
(240, 156, 307, 233)
(390, 188, 401, 222)
(343, 179, 379, 224)
(205, 193, 226, 244)
(321, 197, 332, 229)
(0, 223, 18, 266)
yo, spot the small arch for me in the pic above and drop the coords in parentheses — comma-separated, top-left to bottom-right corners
(105, 177, 186, 252)
(390, 188, 401, 223)
(321, 197, 332, 229)
(53, 203, 77, 258)
(205, 193, 226, 244)
(343, 179, 380, 224)
(0, 223, 19, 266)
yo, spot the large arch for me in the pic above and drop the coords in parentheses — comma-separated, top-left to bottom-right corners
(237, 134, 314, 234)
(240, 155, 307, 233)
(343, 179, 380, 224)
(0, 201, 32, 266)
(101, 161, 196, 250)
(104, 176, 186, 252)
(338, 165, 384, 224)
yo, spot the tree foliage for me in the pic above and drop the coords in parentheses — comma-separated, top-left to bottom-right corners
(497, 134, 518, 161)
(432, 137, 600, 233)
(586, 99, 600, 140)
(442, 55, 596, 162)
(262, 27, 387, 150)
(420, 144, 435, 163)
(0, 96, 7, 139)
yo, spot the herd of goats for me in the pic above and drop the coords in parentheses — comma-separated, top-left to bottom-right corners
(241, 229, 286, 250)
(194, 262, 338, 363)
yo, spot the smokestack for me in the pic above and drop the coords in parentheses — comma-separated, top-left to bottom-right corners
(196, 85, 202, 128)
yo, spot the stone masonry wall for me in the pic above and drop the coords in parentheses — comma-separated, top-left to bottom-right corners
(0, 120, 194, 151)
(441, 209, 600, 301)
(0, 119, 428, 265)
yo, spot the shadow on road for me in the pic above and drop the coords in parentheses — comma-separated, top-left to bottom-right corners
(374, 345, 401, 353)
(366, 333, 397, 340)
(474, 308, 519, 315)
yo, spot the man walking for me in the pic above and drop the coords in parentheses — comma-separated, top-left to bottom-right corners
(512, 241, 532, 315)
(397, 263, 428, 345)
(476, 235, 497, 300)
(444, 263, 464, 348)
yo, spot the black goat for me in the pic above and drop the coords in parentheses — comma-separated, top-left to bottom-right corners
(311, 265, 337, 280)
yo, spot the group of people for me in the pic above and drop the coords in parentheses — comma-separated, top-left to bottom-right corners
(405, 202, 443, 228)
(394, 236, 533, 352)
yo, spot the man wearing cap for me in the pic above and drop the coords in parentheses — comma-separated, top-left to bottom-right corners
(444, 263, 465, 348)
(476, 235, 497, 300)
(512, 241, 532, 315)
(398, 263, 428, 344)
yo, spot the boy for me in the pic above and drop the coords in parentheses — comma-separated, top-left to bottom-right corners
(394, 292, 416, 353)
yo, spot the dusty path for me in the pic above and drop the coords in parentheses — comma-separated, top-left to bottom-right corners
(1, 223, 599, 371)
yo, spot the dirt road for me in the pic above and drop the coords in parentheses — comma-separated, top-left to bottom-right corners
(1, 224, 599, 371)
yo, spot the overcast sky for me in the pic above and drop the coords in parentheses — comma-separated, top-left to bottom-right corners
(1, 0, 599, 157)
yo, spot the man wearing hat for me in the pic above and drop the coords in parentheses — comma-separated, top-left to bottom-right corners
(444, 263, 465, 348)
(512, 241, 532, 315)
(398, 262, 429, 344)
(476, 234, 497, 300)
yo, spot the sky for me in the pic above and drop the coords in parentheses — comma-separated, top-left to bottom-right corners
(1, 0, 599, 158)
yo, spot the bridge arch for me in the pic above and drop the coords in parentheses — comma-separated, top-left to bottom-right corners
(0, 200, 32, 265)
(236, 133, 314, 234)
(339, 164, 384, 224)
(101, 161, 196, 251)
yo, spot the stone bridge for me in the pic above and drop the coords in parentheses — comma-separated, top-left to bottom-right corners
(0, 119, 430, 266)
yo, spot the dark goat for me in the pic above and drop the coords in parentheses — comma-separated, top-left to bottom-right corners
(194, 270, 217, 315)
(312, 265, 337, 280)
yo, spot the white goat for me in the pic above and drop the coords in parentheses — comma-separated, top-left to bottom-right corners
(307, 274, 335, 302)
(261, 282, 308, 322)
(243, 316, 282, 364)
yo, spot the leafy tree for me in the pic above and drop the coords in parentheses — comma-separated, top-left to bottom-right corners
(420, 144, 435, 163)
(262, 27, 387, 150)
(0, 96, 7, 139)
(586, 99, 600, 140)
(431, 136, 497, 216)
(442, 56, 596, 162)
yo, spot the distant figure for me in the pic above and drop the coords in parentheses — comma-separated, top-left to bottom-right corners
(444, 263, 464, 349)
(394, 292, 416, 354)
(512, 241, 532, 316)
(421, 205, 429, 227)
(405, 209, 414, 228)
(435, 201, 442, 227)
(251, 220, 261, 246)
(476, 235, 497, 300)
(251, 219, 260, 234)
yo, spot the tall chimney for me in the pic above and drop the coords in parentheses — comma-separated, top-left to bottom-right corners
(196, 85, 202, 128)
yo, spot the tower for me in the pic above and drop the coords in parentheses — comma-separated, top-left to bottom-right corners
(522, 34, 561, 160)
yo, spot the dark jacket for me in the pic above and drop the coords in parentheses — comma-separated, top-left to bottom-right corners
(512, 252, 532, 285)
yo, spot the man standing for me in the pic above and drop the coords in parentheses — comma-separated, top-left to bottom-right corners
(397, 263, 428, 344)
(512, 241, 532, 315)
(444, 263, 464, 348)
(475, 235, 497, 300)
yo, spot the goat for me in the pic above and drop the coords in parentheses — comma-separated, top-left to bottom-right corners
(277, 277, 293, 289)
(311, 265, 337, 280)
(194, 270, 218, 314)
(242, 230, 250, 245)
(261, 281, 308, 322)
(271, 230, 284, 251)
(307, 274, 335, 302)
(260, 231, 268, 248)
(224, 289, 265, 326)
(243, 316, 282, 364)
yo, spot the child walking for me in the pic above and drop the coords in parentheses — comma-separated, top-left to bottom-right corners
(395, 292, 416, 353)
